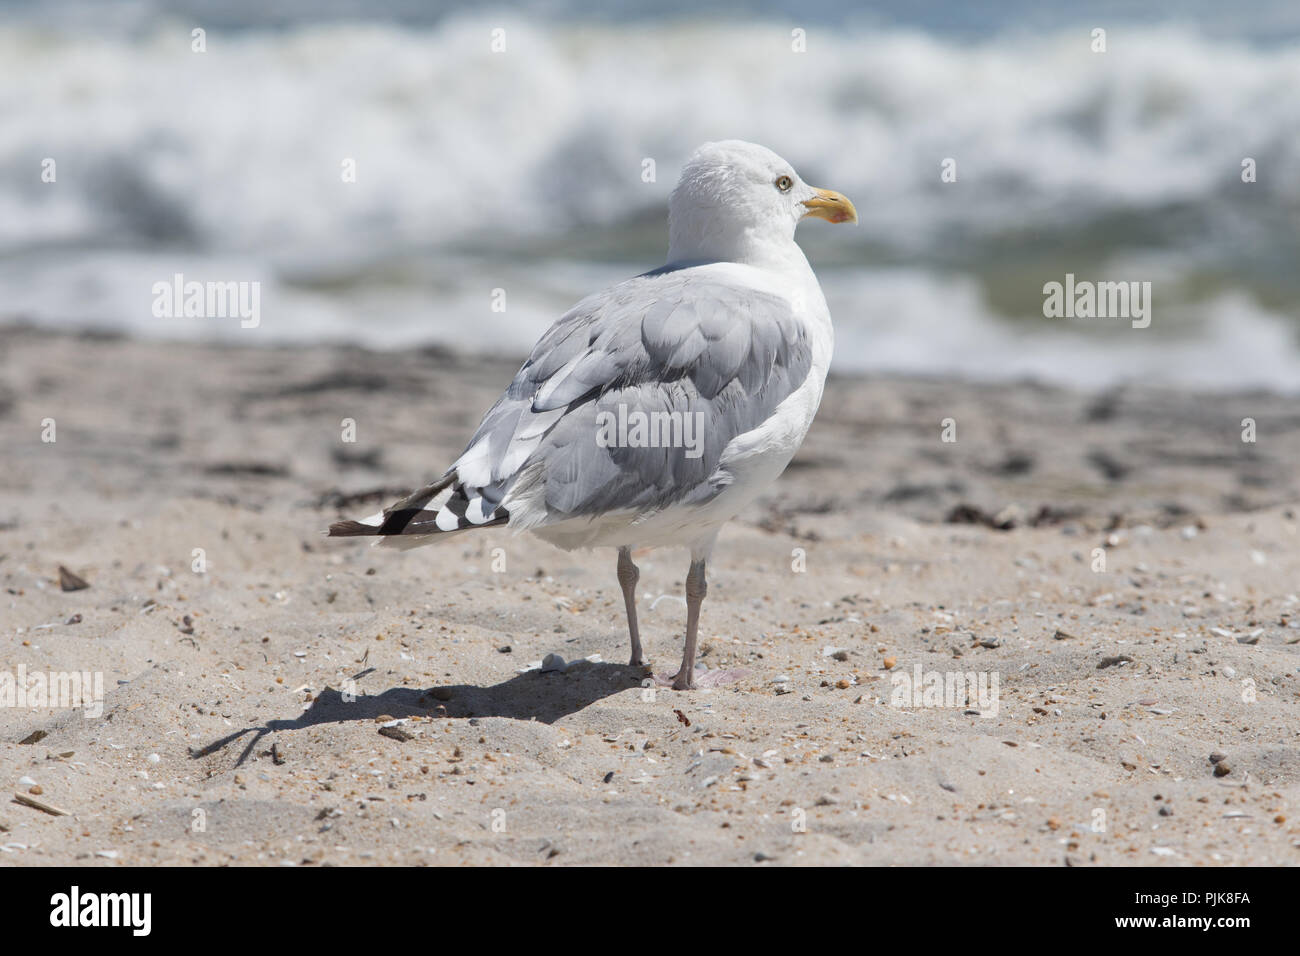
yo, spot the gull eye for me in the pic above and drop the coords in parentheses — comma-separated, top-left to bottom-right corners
(775, 175, 793, 193)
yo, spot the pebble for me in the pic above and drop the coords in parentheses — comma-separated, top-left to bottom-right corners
(1213, 761, 1232, 777)
(147, 753, 160, 764)
(883, 656, 897, 670)
(17, 777, 35, 788)
(541, 653, 567, 673)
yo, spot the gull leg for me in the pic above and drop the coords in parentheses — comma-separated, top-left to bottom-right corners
(617, 546, 645, 666)
(670, 558, 707, 690)
(654, 542, 748, 691)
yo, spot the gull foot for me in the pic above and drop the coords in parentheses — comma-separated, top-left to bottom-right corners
(653, 668, 748, 690)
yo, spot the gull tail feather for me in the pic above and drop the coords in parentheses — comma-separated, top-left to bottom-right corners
(326, 470, 509, 548)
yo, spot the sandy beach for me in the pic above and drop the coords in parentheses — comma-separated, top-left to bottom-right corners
(1, 324, 1298, 866)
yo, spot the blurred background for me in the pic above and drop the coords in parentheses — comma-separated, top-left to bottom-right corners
(2, 0, 1298, 390)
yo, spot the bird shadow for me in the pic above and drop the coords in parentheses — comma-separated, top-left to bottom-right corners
(189, 660, 650, 767)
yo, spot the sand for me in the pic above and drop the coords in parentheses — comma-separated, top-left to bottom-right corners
(1, 324, 1297, 866)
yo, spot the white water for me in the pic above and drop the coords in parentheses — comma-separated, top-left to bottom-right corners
(2, 12, 1298, 390)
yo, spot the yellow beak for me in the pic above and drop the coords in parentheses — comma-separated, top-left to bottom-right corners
(801, 187, 858, 225)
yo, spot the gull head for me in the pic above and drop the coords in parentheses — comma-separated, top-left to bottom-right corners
(667, 140, 857, 266)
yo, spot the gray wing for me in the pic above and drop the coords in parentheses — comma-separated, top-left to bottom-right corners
(452, 266, 813, 523)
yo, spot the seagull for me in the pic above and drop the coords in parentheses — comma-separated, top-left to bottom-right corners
(328, 140, 857, 689)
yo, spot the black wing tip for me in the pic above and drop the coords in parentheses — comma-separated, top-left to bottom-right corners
(327, 519, 380, 537)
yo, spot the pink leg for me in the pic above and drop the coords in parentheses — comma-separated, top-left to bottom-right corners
(653, 557, 745, 690)
(617, 546, 645, 666)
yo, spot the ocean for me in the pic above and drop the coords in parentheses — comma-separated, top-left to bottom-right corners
(2, 0, 1298, 390)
